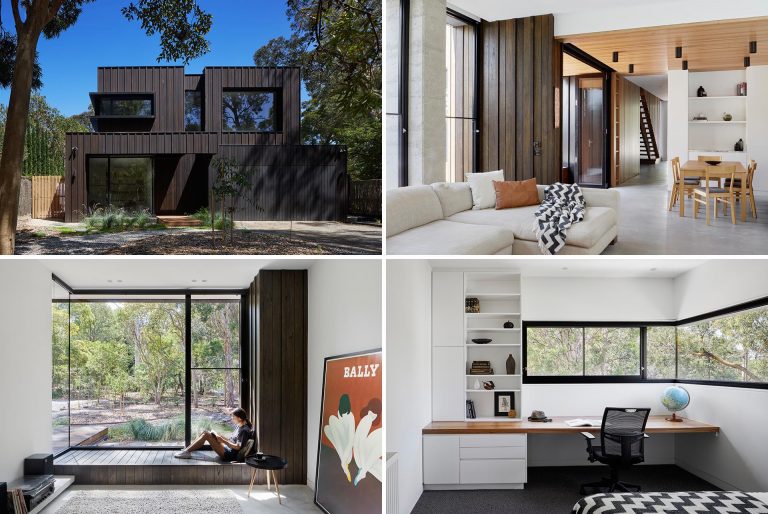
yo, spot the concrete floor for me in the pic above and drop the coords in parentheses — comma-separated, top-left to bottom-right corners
(604, 162, 768, 255)
(41, 484, 320, 513)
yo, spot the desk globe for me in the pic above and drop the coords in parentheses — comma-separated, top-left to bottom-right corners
(661, 385, 690, 422)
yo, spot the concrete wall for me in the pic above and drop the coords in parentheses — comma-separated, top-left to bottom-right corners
(385, 260, 432, 514)
(667, 70, 689, 190)
(746, 65, 768, 192)
(0, 261, 52, 483)
(306, 260, 382, 489)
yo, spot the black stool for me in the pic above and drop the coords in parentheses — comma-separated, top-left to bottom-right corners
(246, 454, 288, 504)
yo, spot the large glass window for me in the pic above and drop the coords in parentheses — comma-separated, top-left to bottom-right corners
(97, 96, 153, 116)
(222, 90, 276, 132)
(52, 288, 246, 452)
(526, 326, 641, 378)
(87, 157, 153, 212)
(445, 12, 477, 182)
(646, 326, 677, 379)
(185, 91, 202, 131)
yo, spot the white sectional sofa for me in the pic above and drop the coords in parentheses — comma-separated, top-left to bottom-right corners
(386, 182, 620, 255)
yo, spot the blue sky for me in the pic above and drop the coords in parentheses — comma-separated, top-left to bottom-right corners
(0, 0, 292, 116)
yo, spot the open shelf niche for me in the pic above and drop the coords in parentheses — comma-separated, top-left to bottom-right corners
(464, 271, 523, 422)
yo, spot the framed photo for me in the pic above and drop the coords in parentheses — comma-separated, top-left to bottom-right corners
(315, 349, 382, 514)
(494, 391, 515, 417)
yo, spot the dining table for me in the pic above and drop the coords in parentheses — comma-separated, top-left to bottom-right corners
(678, 160, 749, 222)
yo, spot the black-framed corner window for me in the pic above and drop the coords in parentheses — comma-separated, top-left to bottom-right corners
(185, 90, 203, 131)
(445, 9, 478, 182)
(222, 90, 278, 132)
(50, 276, 249, 456)
(523, 298, 768, 389)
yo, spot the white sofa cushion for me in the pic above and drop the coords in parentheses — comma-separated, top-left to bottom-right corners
(386, 220, 515, 255)
(446, 205, 617, 249)
(386, 185, 444, 237)
(466, 170, 504, 209)
(431, 182, 473, 217)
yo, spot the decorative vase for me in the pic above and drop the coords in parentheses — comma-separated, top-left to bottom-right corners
(735, 139, 744, 151)
(506, 354, 516, 375)
(697, 86, 706, 97)
(503, 320, 515, 329)
(473, 379, 481, 390)
(723, 112, 733, 121)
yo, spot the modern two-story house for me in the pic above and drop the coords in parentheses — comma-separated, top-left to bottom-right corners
(64, 66, 347, 222)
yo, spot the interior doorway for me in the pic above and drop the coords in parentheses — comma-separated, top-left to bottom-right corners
(561, 45, 612, 188)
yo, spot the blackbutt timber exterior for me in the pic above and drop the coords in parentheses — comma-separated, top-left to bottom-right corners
(64, 66, 347, 222)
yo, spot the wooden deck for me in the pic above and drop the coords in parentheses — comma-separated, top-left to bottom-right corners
(54, 450, 262, 485)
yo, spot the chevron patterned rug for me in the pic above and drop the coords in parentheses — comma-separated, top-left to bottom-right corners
(572, 491, 768, 513)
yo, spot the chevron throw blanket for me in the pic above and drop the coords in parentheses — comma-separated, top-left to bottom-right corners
(572, 491, 768, 513)
(533, 183, 585, 255)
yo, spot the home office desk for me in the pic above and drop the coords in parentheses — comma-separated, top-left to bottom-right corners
(421, 416, 719, 490)
(422, 415, 720, 435)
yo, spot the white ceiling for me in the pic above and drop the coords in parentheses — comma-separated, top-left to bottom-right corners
(41, 258, 318, 290)
(427, 258, 708, 278)
(625, 74, 668, 101)
(448, 0, 669, 22)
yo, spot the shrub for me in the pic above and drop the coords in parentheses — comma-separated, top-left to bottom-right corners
(82, 207, 156, 233)
(192, 207, 233, 230)
(108, 416, 231, 442)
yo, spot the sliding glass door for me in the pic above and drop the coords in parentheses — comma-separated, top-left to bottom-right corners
(445, 10, 478, 182)
(51, 283, 246, 453)
(87, 156, 153, 212)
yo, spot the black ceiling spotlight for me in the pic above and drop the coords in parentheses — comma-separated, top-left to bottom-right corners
(682, 60, 688, 70)
(613, 51, 619, 63)
(675, 46, 683, 59)
(629, 63, 634, 74)
(745, 56, 751, 67)
(750, 41, 757, 54)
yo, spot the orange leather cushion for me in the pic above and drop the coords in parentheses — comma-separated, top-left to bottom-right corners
(493, 179, 540, 209)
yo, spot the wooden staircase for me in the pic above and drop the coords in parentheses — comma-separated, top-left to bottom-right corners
(640, 92, 660, 164)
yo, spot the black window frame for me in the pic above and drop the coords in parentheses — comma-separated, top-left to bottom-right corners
(51, 274, 251, 458)
(184, 90, 204, 131)
(86, 155, 155, 213)
(221, 88, 281, 133)
(523, 296, 768, 390)
(90, 93, 155, 117)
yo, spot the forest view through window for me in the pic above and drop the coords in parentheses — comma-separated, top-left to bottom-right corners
(52, 291, 242, 451)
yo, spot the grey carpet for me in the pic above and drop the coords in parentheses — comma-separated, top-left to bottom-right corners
(55, 489, 243, 513)
(412, 465, 718, 514)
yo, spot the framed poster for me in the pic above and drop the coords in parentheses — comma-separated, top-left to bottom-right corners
(315, 349, 382, 514)
(494, 391, 516, 417)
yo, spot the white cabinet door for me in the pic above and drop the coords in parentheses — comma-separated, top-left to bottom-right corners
(432, 347, 465, 421)
(459, 459, 527, 484)
(432, 272, 463, 347)
(423, 435, 460, 484)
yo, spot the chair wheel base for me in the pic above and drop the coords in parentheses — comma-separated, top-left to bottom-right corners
(580, 478, 641, 495)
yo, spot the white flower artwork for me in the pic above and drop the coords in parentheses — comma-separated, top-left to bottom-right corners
(323, 403, 355, 482)
(352, 410, 383, 485)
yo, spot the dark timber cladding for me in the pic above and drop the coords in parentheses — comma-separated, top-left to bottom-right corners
(216, 145, 348, 222)
(253, 270, 308, 485)
(479, 14, 561, 184)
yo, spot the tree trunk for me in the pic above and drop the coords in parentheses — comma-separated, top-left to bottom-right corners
(0, 34, 38, 254)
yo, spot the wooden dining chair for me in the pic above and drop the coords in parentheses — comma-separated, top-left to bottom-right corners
(724, 160, 757, 218)
(668, 157, 700, 211)
(693, 164, 736, 225)
(697, 155, 722, 187)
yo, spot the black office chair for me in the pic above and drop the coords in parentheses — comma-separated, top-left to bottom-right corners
(579, 407, 651, 495)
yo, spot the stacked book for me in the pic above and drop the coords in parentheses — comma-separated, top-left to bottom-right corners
(466, 400, 477, 419)
(469, 360, 494, 375)
(9, 488, 28, 514)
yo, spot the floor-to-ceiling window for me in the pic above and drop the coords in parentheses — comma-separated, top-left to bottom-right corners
(385, 0, 408, 187)
(445, 10, 477, 182)
(87, 156, 153, 212)
(51, 280, 246, 454)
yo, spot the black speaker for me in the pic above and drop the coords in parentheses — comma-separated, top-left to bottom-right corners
(24, 454, 53, 476)
(1, 481, 7, 514)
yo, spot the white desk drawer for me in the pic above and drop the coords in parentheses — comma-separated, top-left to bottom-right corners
(460, 458, 527, 484)
(459, 434, 526, 448)
(460, 446, 526, 460)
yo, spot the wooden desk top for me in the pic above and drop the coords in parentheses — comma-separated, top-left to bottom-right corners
(422, 416, 719, 435)
(681, 160, 747, 174)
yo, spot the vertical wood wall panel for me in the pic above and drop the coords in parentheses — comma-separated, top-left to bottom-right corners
(479, 14, 560, 184)
(618, 77, 641, 184)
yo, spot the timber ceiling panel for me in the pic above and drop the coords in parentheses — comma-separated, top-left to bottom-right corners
(563, 53, 601, 76)
(560, 17, 768, 76)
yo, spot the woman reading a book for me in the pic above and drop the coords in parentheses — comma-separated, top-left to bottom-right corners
(174, 407, 253, 461)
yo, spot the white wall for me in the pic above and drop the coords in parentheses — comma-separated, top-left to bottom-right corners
(524, 277, 677, 321)
(307, 260, 382, 489)
(0, 261, 53, 483)
(385, 260, 432, 514)
(555, 0, 768, 36)
(672, 260, 768, 491)
(747, 65, 768, 192)
(667, 70, 689, 190)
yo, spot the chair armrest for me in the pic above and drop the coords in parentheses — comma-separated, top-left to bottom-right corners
(581, 432, 596, 440)
(643, 433, 650, 439)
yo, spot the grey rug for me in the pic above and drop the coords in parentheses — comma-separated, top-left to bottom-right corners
(56, 489, 243, 513)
